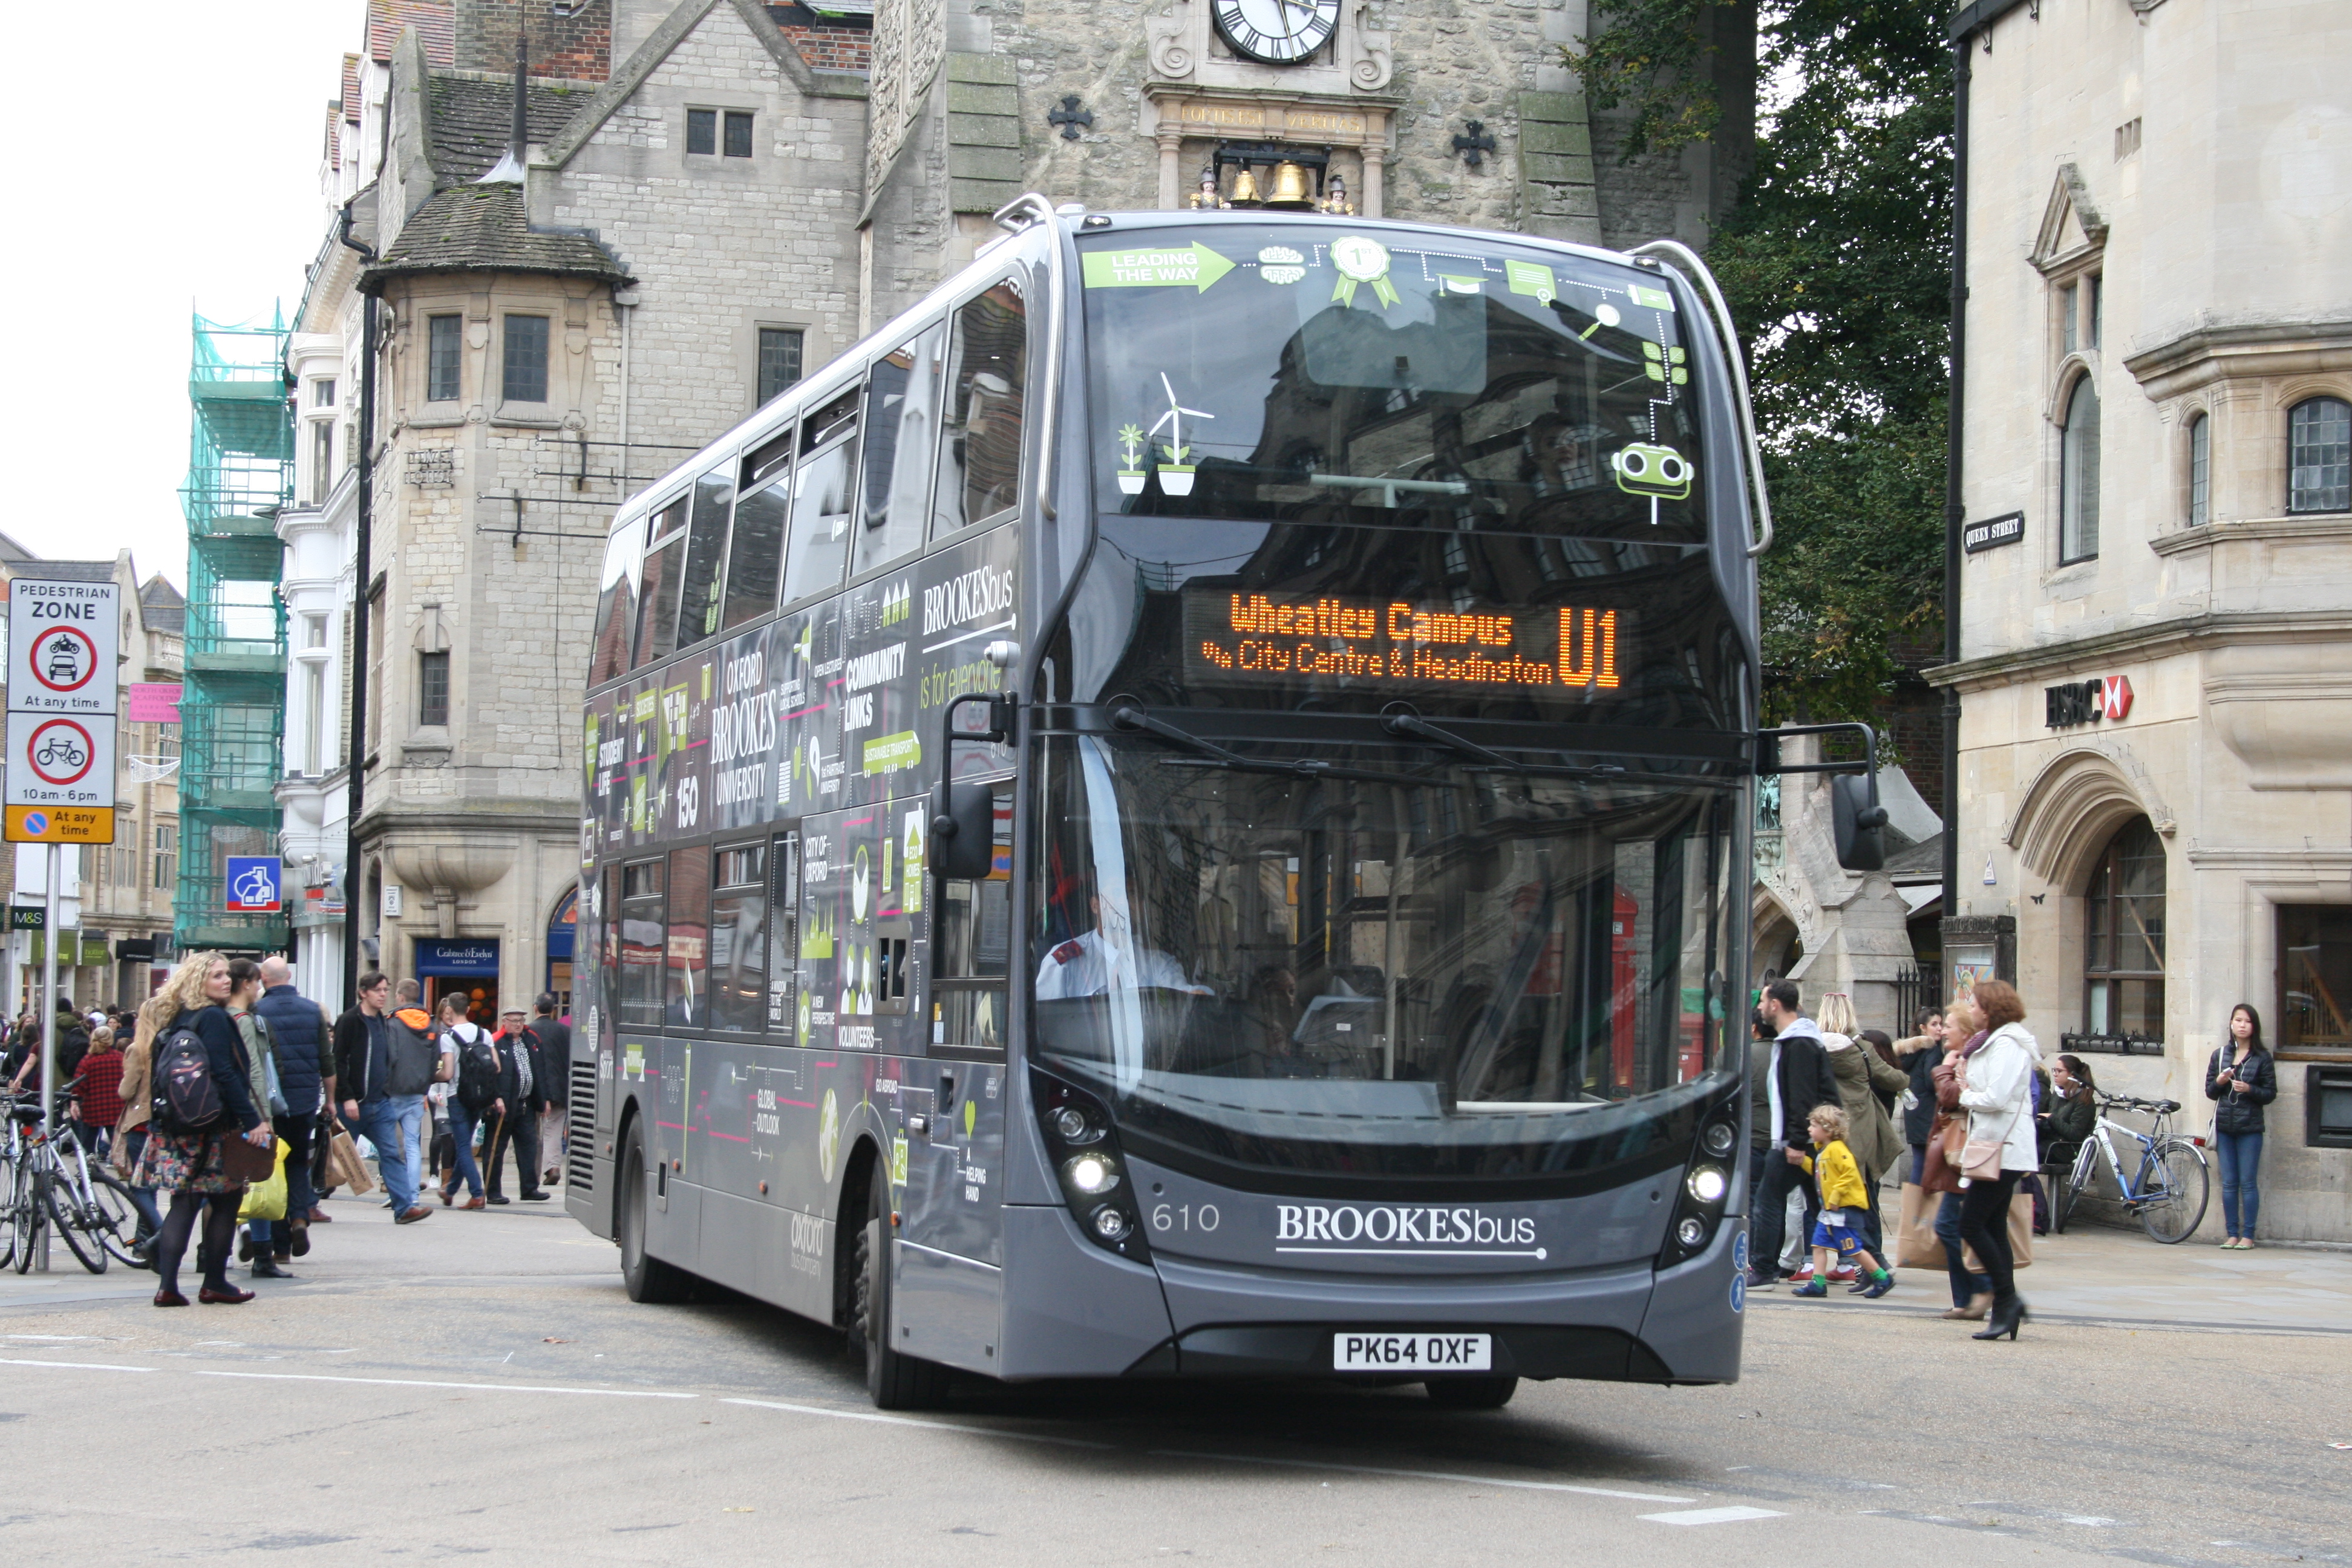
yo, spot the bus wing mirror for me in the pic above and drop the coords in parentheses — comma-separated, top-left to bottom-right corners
(1831, 773, 1889, 872)
(932, 782, 997, 881)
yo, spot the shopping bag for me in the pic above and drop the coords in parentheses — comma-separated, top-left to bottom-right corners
(1895, 1183, 1944, 1269)
(238, 1139, 291, 1222)
(324, 1128, 377, 1196)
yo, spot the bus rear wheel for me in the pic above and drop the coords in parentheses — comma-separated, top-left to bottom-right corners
(1425, 1376, 1518, 1411)
(618, 1124, 691, 1304)
(852, 1181, 949, 1410)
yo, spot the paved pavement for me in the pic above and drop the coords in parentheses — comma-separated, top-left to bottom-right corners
(1, 1191, 2347, 1564)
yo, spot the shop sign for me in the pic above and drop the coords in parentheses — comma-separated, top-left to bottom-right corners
(416, 938, 500, 978)
(1963, 511, 2024, 554)
(2045, 673, 2134, 729)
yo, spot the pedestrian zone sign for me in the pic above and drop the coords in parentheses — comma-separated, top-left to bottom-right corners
(226, 856, 283, 913)
(6, 578, 120, 844)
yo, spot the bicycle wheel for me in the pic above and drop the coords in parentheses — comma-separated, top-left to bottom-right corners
(88, 1172, 149, 1269)
(2138, 1140, 2210, 1244)
(11, 1169, 45, 1273)
(0, 1158, 21, 1272)
(45, 1175, 108, 1274)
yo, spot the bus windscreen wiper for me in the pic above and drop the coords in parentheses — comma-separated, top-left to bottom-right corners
(1383, 712, 1627, 780)
(1111, 706, 1420, 786)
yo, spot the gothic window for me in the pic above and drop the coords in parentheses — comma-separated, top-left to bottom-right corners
(2084, 817, 2164, 1040)
(2288, 396, 2351, 514)
(2060, 374, 2101, 563)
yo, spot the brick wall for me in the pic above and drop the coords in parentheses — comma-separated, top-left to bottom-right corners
(778, 22, 872, 73)
(456, 0, 612, 81)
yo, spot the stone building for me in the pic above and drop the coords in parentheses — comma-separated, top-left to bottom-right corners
(1934, 0, 2352, 1238)
(0, 544, 184, 1013)
(289, 0, 1766, 1020)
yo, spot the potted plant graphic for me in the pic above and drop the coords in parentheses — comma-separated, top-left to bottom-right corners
(1116, 422, 1147, 494)
(1149, 373, 1212, 496)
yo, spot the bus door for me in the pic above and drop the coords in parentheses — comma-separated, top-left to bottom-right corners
(896, 785, 1011, 1362)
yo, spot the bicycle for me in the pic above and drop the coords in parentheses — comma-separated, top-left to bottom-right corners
(1, 1083, 146, 1275)
(2051, 1091, 2211, 1244)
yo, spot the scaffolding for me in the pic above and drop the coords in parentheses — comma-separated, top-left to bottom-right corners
(176, 311, 292, 954)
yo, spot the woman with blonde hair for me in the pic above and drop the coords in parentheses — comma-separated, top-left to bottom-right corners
(134, 952, 271, 1306)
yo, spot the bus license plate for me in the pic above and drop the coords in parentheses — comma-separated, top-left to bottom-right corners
(1333, 1333, 1491, 1371)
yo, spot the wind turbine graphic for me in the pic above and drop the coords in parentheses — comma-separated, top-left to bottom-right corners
(1148, 372, 1213, 496)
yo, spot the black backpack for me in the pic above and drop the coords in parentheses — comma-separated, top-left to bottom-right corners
(151, 1024, 224, 1134)
(452, 1024, 502, 1111)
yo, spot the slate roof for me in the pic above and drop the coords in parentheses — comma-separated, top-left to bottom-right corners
(369, 183, 627, 287)
(28, 560, 117, 583)
(428, 73, 596, 183)
(368, 0, 453, 65)
(140, 575, 188, 634)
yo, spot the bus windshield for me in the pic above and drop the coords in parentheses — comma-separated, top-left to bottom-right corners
(1080, 221, 1708, 540)
(1029, 733, 1736, 1183)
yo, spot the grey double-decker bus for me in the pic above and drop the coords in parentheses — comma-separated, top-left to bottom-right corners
(567, 196, 1885, 1409)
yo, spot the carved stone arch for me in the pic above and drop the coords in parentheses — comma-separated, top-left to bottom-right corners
(1749, 886, 1805, 982)
(2045, 353, 2101, 427)
(2002, 744, 2175, 891)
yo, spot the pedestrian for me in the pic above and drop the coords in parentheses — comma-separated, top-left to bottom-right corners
(70, 1026, 124, 1158)
(528, 993, 571, 1188)
(1745, 980, 1841, 1291)
(485, 1006, 550, 1203)
(110, 995, 171, 1259)
(53, 999, 91, 1084)
(1895, 1008, 1949, 1181)
(221, 959, 292, 1280)
(332, 971, 435, 1225)
(1789, 1105, 1896, 1299)
(1953, 979, 2040, 1341)
(437, 994, 493, 1210)
(253, 957, 333, 1251)
(137, 952, 272, 1307)
(2206, 1003, 2276, 1249)
(1926, 993, 1992, 1319)
(1816, 992, 1909, 1261)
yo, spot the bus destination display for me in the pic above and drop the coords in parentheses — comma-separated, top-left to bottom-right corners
(1183, 591, 1623, 690)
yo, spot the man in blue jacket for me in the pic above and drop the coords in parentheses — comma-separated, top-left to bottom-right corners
(252, 957, 335, 1263)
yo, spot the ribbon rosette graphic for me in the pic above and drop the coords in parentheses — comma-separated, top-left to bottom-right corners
(1329, 235, 1400, 309)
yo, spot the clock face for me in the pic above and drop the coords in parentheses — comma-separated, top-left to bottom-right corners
(1212, 0, 1341, 64)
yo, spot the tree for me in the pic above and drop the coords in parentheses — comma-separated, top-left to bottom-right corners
(1577, 1, 1953, 731)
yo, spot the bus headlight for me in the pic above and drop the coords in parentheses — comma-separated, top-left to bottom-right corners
(1677, 1217, 1707, 1249)
(1064, 1151, 1121, 1197)
(1702, 1120, 1737, 1158)
(1033, 1070, 1152, 1264)
(1687, 1166, 1727, 1204)
(1657, 1100, 1742, 1271)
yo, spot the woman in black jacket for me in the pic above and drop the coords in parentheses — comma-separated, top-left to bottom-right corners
(2206, 1004, 2278, 1249)
(136, 952, 272, 1305)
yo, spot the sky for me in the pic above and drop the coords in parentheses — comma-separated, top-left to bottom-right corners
(0, 1, 368, 591)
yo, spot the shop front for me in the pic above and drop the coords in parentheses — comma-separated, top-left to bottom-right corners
(415, 938, 500, 1028)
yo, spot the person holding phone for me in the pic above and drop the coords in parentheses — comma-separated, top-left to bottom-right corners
(2206, 1003, 2276, 1249)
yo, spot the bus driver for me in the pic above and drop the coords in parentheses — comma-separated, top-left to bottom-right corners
(1034, 893, 1205, 1000)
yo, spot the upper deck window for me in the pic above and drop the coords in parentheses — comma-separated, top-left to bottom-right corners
(632, 495, 691, 669)
(933, 283, 1028, 538)
(855, 324, 946, 578)
(781, 384, 861, 606)
(1079, 223, 1708, 542)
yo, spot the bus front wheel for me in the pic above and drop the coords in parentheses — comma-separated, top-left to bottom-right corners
(618, 1124, 691, 1304)
(853, 1181, 950, 1410)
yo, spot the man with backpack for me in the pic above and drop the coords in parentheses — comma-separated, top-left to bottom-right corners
(332, 971, 442, 1224)
(485, 1006, 550, 1203)
(437, 993, 495, 1209)
(253, 958, 333, 1253)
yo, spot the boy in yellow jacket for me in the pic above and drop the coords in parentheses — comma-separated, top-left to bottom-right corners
(1792, 1105, 1895, 1299)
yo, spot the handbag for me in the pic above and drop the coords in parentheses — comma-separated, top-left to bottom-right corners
(220, 1131, 279, 1184)
(323, 1126, 377, 1195)
(1895, 1181, 1945, 1269)
(237, 1140, 290, 1221)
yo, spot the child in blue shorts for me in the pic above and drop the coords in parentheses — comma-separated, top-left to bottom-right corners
(1793, 1105, 1895, 1299)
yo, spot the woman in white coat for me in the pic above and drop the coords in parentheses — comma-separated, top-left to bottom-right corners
(1955, 979, 2040, 1341)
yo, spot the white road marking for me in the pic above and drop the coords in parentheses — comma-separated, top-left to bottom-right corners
(1150, 1448, 1694, 1503)
(0, 1356, 154, 1373)
(1641, 1506, 1786, 1526)
(5, 1333, 101, 1341)
(722, 1397, 1114, 1449)
(193, 1370, 696, 1398)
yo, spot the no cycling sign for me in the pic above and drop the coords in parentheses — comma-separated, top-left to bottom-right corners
(7, 578, 120, 844)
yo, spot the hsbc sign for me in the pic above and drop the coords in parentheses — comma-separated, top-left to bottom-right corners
(2046, 674, 2135, 728)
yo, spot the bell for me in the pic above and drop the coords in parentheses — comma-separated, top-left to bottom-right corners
(1230, 165, 1261, 205)
(1265, 160, 1315, 209)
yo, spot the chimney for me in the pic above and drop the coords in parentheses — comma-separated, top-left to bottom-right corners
(455, 0, 612, 82)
